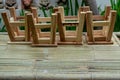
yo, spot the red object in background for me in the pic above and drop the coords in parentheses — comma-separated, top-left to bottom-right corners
(21, 0, 33, 10)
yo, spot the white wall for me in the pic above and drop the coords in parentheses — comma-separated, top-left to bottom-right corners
(96, 0, 111, 10)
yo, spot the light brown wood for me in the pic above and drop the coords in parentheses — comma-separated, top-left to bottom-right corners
(1, 12, 15, 41)
(58, 6, 64, 21)
(86, 8, 117, 45)
(27, 13, 57, 47)
(57, 12, 65, 42)
(93, 15, 104, 20)
(104, 6, 111, 20)
(57, 11, 85, 45)
(38, 17, 51, 22)
(1, 12, 31, 44)
(31, 7, 39, 23)
(93, 21, 110, 26)
(50, 13, 57, 44)
(27, 13, 39, 44)
(76, 12, 85, 43)
(106, 10, 117, 42)
(9, 7, 17, 20)
(9, 7, 19, 35)
(25, 13, 31, 42)
(86, 11, 94, 42)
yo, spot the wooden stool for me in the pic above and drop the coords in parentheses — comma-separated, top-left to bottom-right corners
(31, 7, 52, 38)
(86, 9, 116, 45)
(57, 11, 85, 45)
(9, 7, 25, 36)
(27, 13, 57, 47)
(1, 12, 31, 44)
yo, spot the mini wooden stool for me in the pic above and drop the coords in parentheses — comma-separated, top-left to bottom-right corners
(9, 7, 25, 36)
(57, 11, 85, 45)
(31, 7, 52, 38)
(27, 13, 57, 47)
(86, 9, 116, 45)
(1, 12, 31, 44)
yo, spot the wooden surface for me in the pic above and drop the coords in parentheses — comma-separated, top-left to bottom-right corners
(0, 33, 120, 80)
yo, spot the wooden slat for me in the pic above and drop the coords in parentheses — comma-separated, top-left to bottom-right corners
(76, 12, 85, 43)
(38, 17, 51, 22)
(38, 38, 50, 44)
(93, 15, 105, 20)
(35, 24, 51, 29)
(62, 21, 79, 26)
(50, 13, 57, 44)
(25, 13, 31, 42)
(57, 12, 65, 42)
(1, 13, 15, 41)
(27, 14, 39, 44)
(10, 21, 25, 27)
(9, 7, 17, 21)
(9, 7, 19, 35)
(86, 11, 94, 42)
(58, 6, 65, 21)
(31, 7, 39, 23)
(16, 16, 25, 20)
(104, 6, 111, 20)
(106, 10, 117, 42)
(93, 21, 110, 26)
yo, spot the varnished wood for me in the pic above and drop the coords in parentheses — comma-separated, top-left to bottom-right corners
(86, 7, 116, 45)
(1, 12, 31, 44)
(31, 7, 39, 23)
(57, 11, 85, 45)
(1, 13, 15, 41)
(27, 13, 57, 47)
(9, 7, 19, 35)
(106, 10, 117, 42)
(57, 12, 65, 42)
(86, 11, 94, 42)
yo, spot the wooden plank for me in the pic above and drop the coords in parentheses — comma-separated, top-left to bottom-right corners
(57, 12, 65, 42)
(86, 11, 94, 42)
(76, 12, 85, 43)
(1, 13, 15, 41)
(93, 21, 110, 26)
(35, 24, 51, 29)
(10, 21, 25, 27)
(93, 15, 105, 20)
(16, 16, 25, 20)
(38, 17, 51, 22)
(31, 7, 39, 23)
(25, 13, 31, 42)
(58, 6, 64, 21)
(27, 14, 39, 44)
(9, 7, 17, 21)
(104, 6, 111, 20)
(9, 7, 19, 35)
(106, 10, 117, 42)
(50, 13, 57, 44)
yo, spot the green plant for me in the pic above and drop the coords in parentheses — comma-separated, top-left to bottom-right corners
(75, 0, 79, 15)
(19, 9, 25, 30)
(110, 0, 120, 31)
(20, 9, 25, 16)
(0, 18, 6, 32)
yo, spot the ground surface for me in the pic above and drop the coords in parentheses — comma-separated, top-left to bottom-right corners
(0, 33, 120, 80)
